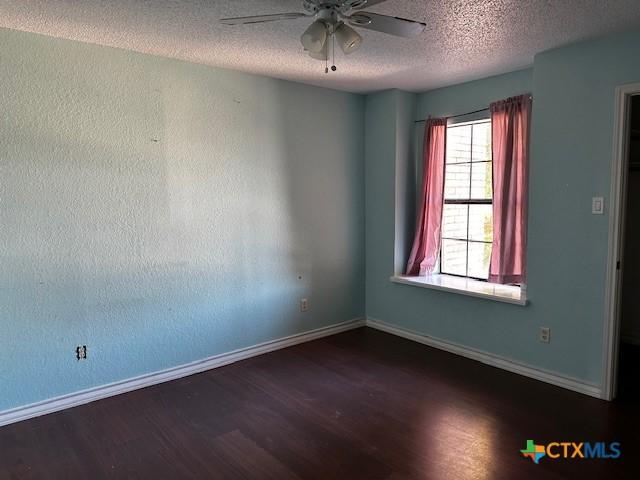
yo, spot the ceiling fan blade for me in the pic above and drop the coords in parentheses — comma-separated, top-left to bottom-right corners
(348, 0, 391, 10)
(220, 13, 308, 26)
(348, 12, 426, 37)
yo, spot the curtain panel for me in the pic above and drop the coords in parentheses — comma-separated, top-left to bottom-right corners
(489, 94, 532, 285)
(405, 118, 447, 276)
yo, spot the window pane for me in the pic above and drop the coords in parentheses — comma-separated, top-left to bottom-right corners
(468, 241, 492, 280)
(471, 161, 492, 200)
(468, 204, 493, 242)
(441, 239, 467, 276)
(472, 122, 492, 162)
(442, 204, 468, 239)
(441, 119, 494, 282)
(444, 163, 470, 200)
(446, 125, 472, 164)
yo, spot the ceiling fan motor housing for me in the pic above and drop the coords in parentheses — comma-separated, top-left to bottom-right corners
(316, 4, 340, 26)
(304, 0, 368, 18)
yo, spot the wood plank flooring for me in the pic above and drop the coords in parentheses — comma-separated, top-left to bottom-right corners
(0, 328, 638, 479)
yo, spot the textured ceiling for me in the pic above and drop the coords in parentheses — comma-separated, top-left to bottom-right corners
(2, 0, 640, 93)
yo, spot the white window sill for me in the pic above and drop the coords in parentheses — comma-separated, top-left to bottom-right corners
(390, 274, 527, 306)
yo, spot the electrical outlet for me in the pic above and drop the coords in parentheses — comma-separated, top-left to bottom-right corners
(539, 327, 551, 344)
(300, 298, 309, 312)
(76, 345, 87, 360)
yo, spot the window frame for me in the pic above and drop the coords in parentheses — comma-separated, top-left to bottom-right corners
(440, 119, 493, 282)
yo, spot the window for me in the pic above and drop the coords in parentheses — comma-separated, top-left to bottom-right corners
(441, 119, 493, 280)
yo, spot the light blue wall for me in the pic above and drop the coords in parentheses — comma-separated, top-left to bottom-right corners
(4, 23, 640, 412)
(365, 91, 398, 311)
(528, 28, 640, 381)
(394, 91, 418, 275)
(416, 68, 533, 121)
(366, 29, 640, 387)
(0, 28, 365, 411)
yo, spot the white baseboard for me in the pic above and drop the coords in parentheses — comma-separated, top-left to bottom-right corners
(366, 317, 603, 399)
(0, 317, 365, 428)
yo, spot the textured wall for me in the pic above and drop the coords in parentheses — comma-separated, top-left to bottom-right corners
(0, 28, 365, 411)
(529, 29, 640, 382)
(366, 29, 640, 387)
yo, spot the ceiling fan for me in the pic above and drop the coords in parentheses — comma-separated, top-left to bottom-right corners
(220, 0, 426, 71)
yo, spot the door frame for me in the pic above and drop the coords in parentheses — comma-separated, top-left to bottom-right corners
(602, 83, 640, 401)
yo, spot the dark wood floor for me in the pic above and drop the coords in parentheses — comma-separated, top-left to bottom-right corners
(1, 328, 638, 479)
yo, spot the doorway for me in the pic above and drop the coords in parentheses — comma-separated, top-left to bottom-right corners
(617, 95, 640, 400)
(603, 85, 640, 401)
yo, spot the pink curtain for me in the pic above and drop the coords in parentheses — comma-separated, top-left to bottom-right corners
(489, 94, 532, 284)
(406, 118, 447, 276)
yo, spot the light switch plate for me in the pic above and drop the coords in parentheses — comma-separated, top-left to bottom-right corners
(592, 197, 604, 215)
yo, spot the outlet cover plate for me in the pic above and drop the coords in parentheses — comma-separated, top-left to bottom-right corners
(300, 298, 309, 312)
(539, 327, 550, 343)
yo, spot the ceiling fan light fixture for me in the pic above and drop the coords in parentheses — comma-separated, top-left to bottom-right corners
(335, 23, 363, 55)
(301, 20, 327, 53)
(308, 42, 328, 61)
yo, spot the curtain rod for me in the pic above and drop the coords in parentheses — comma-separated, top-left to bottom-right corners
(414, 107, 488, 124)
(414, 95, 533, 124)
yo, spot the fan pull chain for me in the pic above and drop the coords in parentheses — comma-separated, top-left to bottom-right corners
(323, 26, 337, 74)
(331, 32, 337, 72)
(324, 25, 328, 73)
